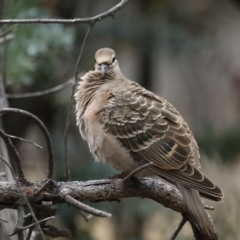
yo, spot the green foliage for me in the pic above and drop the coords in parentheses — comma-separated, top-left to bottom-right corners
(5, 0, 75, 87)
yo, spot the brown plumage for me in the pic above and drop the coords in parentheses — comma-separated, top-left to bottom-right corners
(74, 48, 223, 237)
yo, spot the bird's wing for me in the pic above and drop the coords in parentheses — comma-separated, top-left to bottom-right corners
(97, 81, 223, 201)
(98, 81, 198, 170)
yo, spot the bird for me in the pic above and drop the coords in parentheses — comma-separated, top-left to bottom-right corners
(74, 47, 223, 237)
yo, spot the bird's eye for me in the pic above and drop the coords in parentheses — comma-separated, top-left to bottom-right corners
(112, 57, 116, 63)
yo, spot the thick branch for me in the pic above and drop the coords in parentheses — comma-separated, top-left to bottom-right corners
(0, 0, 130, 25)
(0, 178, 213, 235)
(0, 178, 220, 239)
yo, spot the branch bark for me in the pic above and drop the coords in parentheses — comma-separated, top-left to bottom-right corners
(0, 178, 218, 239)
(0, 0, 130, 25)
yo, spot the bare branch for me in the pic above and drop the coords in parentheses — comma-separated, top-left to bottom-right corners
(11, 205, 25, 239)
(123, 162, 154, 182)
(0, 129, 27, 182)
(0, 155, 46, 240)
(0, 108, 54, 179)
(0, 155, 17, 181)
(0, 0, 130, 25)
(64, 195, 112, 218)
(6, 78, 74, 99)
(13, 216, 55, 233)
(0, 178, 219, 240)
(78, 210, 92, 222)
(16, 205, 25, 240)
(7, 134, 43, 149)
(63, 25, 93, 181)
(0, 24, 17, 38)
(170, 217, 187, 240)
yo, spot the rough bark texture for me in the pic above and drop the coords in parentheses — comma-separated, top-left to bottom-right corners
(0, 178, 218, 239)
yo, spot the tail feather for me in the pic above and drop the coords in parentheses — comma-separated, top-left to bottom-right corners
(177, 183, 216, 238)
(155, 167, 224, 202)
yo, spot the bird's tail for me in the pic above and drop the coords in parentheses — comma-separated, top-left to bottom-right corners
(177, 183, 218, 239)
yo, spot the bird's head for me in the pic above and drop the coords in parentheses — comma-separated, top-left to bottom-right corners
(94, 48, 120, 76)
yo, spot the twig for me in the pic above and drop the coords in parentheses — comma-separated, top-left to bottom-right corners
(11, 216, 55, 236)
(63, 24, 93, 181)
(15, 216, 55, 233)
(78, 210, 92, 222)
(0, 129, 27, 182)
(6, 78, 74, 99)
(0, 24, 17, 38)
(123, 162, 154, 182)
(170, 217, 187, 240)
(14, 205, 25, 239)
(0, 154, 16, 180)
(0, 0, 130, 25)
(74, 26, 93, 80)
(34, 179, 52, 198)
(0, 108, 54, 179)
(0, 155, 46, 240)
(65, 195, 112, 218)
(7, 134, 43, 149)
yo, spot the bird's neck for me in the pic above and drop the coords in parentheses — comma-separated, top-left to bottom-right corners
(75, 70, 116, 121)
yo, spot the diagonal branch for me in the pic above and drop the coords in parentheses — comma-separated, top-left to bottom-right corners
(0, 129, 27, 182)
(0, 23, 17, 38)
(0, 108, 54, 179)
(0, 155, 46, 240)
(7, 134, 43, 149)
(64, 195, 111, 218)
(123, 162, 154, 181)
(6, 78, 74, 99)
(63, 24, 93, 181)
(0, 0, 130, 25)
(170, 216, 187, 240)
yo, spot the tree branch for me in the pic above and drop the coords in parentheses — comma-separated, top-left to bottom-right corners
(6, 78, 74, 99)
(170, 217, 187, 240)
(0, 108, 54, 179)
(0, 0, 130, 25)
(0, 178, 218, 239)
(0, 129, 27, 183)
(64, 195, 111, 218)
(63, 25, 93, 181)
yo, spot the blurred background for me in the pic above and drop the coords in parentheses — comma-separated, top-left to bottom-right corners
(1, 0, 240, 239)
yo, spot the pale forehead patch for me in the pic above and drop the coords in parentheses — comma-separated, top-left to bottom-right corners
(95, 48, 116, 64)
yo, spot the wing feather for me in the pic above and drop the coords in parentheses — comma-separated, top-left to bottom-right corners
(98, 82, 223, 201)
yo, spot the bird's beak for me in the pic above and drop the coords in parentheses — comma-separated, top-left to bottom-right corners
(100, 63, 109, 76)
